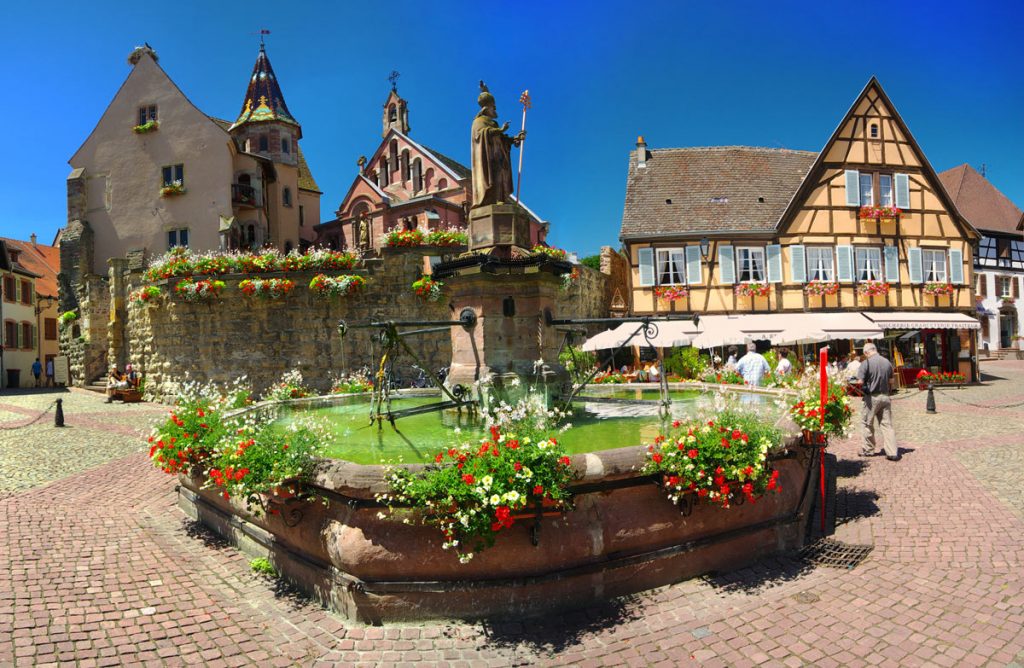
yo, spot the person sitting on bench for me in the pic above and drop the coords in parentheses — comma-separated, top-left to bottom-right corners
(105, 367, 128, 403)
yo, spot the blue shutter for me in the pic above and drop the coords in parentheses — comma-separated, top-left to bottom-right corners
(718, 245, 735, 285)
(766, 244, 783, 284)
(789, 245, 806, 283)
(836, 245, 854, 283)
(638, 248, 655, 287)
(884, 246, 900, 283)
(949, 248, 964, 284)
(845, 170, 861, 207)
(685, 245, 702, 285)
(895, 173, 910, 209)
(907, 246, 923, 284)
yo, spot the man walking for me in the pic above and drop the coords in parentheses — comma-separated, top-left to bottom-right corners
(31, 358, 42, 387)
(736, 341, 770, 387)
(856, 342, 899, 461)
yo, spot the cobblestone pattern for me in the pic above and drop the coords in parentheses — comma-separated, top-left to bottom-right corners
(1, 363, 1023, 666)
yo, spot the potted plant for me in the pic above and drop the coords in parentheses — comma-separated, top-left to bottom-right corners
(411, 275, 444, 302)
(858, 205, 881, 221)
(133, 120, 159, 134)
(129, 285, 162, 306)
(239, 278, 295, 299)
(174, 278, 225, 302)
(423, 227, 469, 248)
(788, 378, 853, 445)
(383, 228, 425, 248)
(531, 245, 568, 261)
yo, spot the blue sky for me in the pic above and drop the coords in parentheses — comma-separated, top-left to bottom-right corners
(3, 0, 1022, 256)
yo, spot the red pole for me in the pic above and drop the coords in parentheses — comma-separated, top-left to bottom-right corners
(818, 345, 829, 532)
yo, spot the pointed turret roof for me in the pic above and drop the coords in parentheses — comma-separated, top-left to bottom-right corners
(230, 44, 300, 135)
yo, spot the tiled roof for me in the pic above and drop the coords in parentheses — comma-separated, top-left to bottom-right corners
(620, 146, 817, 238)
(0, 237, 58, 295)
(230, 45, 300, 132)
(296, 146, 320, 192)
(938, 164, 1022, 235)
(422, 145, 471, 180)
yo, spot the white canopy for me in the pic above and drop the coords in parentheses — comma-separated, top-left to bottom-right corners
(862, 311, 980, 330)
(579, 320, 694, 351)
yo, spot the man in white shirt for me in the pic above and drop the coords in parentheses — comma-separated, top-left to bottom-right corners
(736, 342, 770, 387)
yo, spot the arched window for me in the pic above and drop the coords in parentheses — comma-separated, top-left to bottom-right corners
(437, 178, 448, 191)
(413, 158, 423, 192)
(388, 104, 397, 123)
(282, 187, 292, 207)
(401, 149, 411, 183)
(379, 159, 390, 187)
(389, 140, 399, 171)
(424, 168, 434, 191)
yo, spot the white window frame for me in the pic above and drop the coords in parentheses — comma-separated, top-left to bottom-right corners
(878, 174, 893, 207)
(167, 228, 190, 249)
(855, 247, 883, 282)
(999, 276, 1013, 298)
(161, 164, 184, 187)
(859, 173, 874, 206)
(737, 247, 767, 283)
(655, 248, 686, 286)
(806, 247, 835, 282)
(922, 249, 947, 282)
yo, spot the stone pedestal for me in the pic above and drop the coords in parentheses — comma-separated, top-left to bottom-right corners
(445, 265, 569, 403)
(468, 203, 531, 257)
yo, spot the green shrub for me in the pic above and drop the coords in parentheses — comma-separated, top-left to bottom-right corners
(580, 254, 601, 271)
(250, 557, 277, 577)
(663, 347, 707, 379)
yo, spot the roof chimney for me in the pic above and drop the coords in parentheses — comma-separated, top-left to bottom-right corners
(636, 136, 647, 169)
(30, 233, 37, 246)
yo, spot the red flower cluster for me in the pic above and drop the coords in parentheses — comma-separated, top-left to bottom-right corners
(491, 505, 514, 532)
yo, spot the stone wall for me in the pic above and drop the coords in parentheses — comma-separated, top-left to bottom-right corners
(600, 245, 630, 314)
(120, 250, 609, 402)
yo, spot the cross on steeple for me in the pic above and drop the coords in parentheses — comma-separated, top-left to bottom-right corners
(388, 70, 400, 92)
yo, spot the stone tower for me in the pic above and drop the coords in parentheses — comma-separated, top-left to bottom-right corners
(381, 89, 410, 137)
(229, 44, 302, 167)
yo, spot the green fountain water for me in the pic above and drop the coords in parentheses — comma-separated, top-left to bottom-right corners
(276, 388, 774, 465)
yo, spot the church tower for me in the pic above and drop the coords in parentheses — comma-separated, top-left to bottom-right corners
(229, 43, 301, 166)
(382, 82, 410, 137)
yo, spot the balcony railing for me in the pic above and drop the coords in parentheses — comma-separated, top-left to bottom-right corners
(232, 183, 260, 207)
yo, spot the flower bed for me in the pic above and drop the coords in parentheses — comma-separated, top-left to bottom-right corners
(654, 285, 689, 301)
(129, 286, 162, 305)
(143, 247, 361, 282)
(411, 275, 443, 303)
(857, 280, 890, 298)
(916, 370, 965, 388)
(922, 282, 955, 297)
(174, 278, 225, 302)
(309, 274, 366, 299)
(804, 280, 839, 297)
(239, 278, 295, 300)
(531, 245, 568, 261)
(330, 371, 373, 394)
(735, 282, 770, 298)
(700, 368, 745, 385)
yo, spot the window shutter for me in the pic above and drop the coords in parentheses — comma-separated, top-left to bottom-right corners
(789, 245, 807, 283)
(718, 245, 735, 284)
(979, 273, 987, 297)
(884, 246, 900, 283)
(637, 248, 655, 287)
(844, 170, 861, 207)
(766, 244, 783, 284)
(907, 246, 923, 284)
(948, 248, 964, 284)
(1014, 277, 1020, 298)
(684, 245, 702, 285)
(895, 173, 910, 209)
(836, 245, 854, 283)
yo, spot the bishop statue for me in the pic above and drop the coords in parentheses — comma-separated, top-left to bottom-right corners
(471, 82, 525, 209)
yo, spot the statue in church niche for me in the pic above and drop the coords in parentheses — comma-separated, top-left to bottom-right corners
(471, 81, 525, 209)
(358, 213, 370, 248)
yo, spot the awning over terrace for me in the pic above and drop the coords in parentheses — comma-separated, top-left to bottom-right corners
(862, 311, 980, 330)
(581, 312, 886, 351)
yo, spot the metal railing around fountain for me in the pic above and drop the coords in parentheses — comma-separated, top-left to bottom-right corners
(338, 308, 479, 430)
(546, 311, 701, 415)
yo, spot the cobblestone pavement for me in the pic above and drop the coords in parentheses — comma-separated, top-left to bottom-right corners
(2, 365, 1024, 667)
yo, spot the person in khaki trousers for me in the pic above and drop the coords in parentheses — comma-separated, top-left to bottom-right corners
(855, 342, 900, 461)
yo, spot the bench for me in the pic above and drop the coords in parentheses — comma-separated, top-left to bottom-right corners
(111, 388, 142, 403)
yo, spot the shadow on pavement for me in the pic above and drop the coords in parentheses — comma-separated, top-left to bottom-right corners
(478, 596, 643, 656)
(833, 459, 868, 479)
(834, 488, 880, 527)
(700, 554, 815, 595)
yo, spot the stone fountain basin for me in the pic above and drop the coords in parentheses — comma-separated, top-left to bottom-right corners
(177, 430, 820, 623)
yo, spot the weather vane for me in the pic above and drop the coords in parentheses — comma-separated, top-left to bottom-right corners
(388, 70, 400, 92)
(253, 28, 271, 47)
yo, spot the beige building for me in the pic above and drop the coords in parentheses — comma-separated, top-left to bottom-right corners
(1, 241, 43, 388)
(618, 78, 980, 381)
(65, 44, 321, 275)
(0, 235, 60, 380)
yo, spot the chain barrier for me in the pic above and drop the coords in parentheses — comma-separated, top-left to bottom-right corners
(888, 385, 1024, 410)
(0, 400, 58, 430)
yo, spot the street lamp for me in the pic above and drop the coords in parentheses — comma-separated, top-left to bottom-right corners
(699, 236, 711, 260)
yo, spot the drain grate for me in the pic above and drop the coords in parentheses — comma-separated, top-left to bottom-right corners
(800, 538, 873, 569)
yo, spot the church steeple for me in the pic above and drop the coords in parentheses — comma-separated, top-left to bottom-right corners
(230, 44, 301, 138)
(382, 75, 410, 137)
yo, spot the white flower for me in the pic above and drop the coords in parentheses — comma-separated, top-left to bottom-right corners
(481, 475, 493, 489)
(504, 490, 521, 504)
(489, 494, 501, 506)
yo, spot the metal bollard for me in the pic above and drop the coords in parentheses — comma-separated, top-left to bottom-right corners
(55, 398, 65, 427)
(926, 382, 937, 414)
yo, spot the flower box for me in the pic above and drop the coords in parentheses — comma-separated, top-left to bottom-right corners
(239, 277, 295, 299)
(508, 498, 566, 521)
(654, 285, 689, 301)
(160, 181, 186, 197)
(922, 282, 955, 297)
(174, 278, 224, 302)
(916, 370, 965, 389)
(133, 120, 159, 134)
(412, 275, 443, 303)
(857, 280, 891, 298)
(804, 280, 839, 297)
(735, 282, 770, 298)
(531, 245, 568, 261)
(310, 274, 366, 299)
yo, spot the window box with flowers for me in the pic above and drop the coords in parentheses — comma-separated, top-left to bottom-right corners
(411, 275, 444, 303)
(531, 245, 568, 261)
(858, 205, 880, 222)
(160, 180, 186, 197)
(133, 120, 159, 134)
(857, 280, 891, 299)
(239, 278, 295, 299)
(804, 280, 839, 297)
(922, 282, 955, 297)
(309, 274, 366, 299)
(653, 285, 689, 302)
(734, 282, 770, 299)
(174, 278, 225, 302)
(877, 205, 901, 225)
(129, 285, 163, 306)
(1001, 296, 1016, 306)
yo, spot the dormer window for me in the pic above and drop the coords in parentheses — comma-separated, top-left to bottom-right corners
(869, 123, 879, 138)
(138, 105, 157, 125)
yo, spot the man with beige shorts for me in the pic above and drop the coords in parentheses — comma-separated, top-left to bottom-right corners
(855, 342, 899, 461)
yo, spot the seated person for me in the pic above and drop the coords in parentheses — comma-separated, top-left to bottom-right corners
(105, 367, 128, 403)
(775, 349, 793, 375)
(649, 363, 661, 382)
(125, 363, 140, 388)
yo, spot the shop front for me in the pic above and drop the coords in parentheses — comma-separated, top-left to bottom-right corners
(862, 312, 980, 385)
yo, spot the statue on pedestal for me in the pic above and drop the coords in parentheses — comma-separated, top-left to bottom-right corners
(471, 82, 525, 209)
